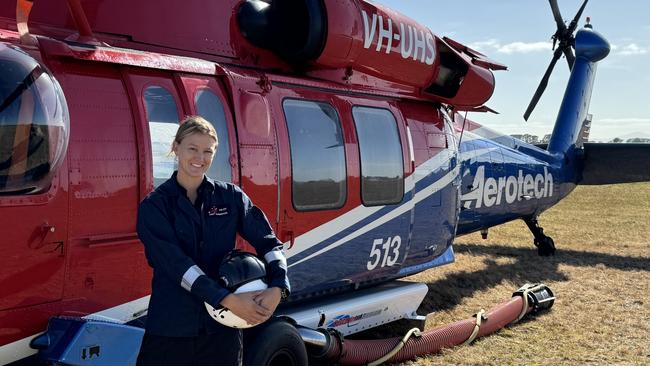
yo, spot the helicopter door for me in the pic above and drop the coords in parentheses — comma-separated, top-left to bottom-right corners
(63, 64, 143, 310)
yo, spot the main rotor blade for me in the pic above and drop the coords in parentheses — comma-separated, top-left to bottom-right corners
(524, 47, 563, 121)
(563, 47, 575, 70)
(548, 0, 567, 34)
(567, 0, 589, 34)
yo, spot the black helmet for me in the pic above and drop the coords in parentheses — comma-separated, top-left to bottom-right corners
(205, 251, 269, 328)
(218, 250, 267, 290)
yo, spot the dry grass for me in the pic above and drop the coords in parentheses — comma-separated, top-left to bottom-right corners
(366, 183, 650, 365)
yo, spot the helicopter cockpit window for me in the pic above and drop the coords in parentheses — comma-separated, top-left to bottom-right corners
(0, 43, 69, 195)
(352, 106, 404, 206)
(283, 99, 346, 211)
(195, 89, 231, 183)
(144, 86, 179, 188)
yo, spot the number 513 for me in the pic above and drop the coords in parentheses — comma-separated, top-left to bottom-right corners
(367, 236, 401, 271)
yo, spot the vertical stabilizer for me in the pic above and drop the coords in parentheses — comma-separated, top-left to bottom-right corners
(547, 27, 609, 154)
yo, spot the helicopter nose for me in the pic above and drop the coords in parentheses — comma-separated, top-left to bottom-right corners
(575, 28, 610, 63)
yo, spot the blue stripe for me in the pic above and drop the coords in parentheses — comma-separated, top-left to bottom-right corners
(289, 166, 451, 263)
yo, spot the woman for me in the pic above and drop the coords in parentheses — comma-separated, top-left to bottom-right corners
(136, 116, 290, 366)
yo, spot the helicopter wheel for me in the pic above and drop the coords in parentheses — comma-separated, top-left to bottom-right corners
(244, 318, 308, 366)
(535, 236, 556, 256)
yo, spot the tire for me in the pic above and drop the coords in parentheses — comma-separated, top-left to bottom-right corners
(243, 319, 308, 366)
(536, 236, 556, 256)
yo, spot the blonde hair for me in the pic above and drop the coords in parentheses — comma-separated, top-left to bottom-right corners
(172, 116, 218, 151)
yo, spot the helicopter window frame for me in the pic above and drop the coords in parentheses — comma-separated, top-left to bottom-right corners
(282, 98, 347, 212)
(143, 85, 180, 188)
(352, 105, 405, 206)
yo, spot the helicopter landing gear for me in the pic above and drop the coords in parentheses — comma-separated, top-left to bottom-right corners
(524, 217, 555, 256)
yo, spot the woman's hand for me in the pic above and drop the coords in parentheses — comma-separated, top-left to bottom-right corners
(253, 287, 282, 314)
(220, 291, 272, 326)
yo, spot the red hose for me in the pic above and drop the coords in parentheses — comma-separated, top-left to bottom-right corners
(334, 296, 527, 365)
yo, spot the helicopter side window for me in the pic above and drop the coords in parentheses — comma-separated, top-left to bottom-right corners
(0, 44, 69, 195)
(195, 89, 231, 183)
(283, 99, 346, 211)
(352, 106, 404, 206)
(144, 86, 179, 188)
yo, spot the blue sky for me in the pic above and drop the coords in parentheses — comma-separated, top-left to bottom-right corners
(377, 0, 650, 141)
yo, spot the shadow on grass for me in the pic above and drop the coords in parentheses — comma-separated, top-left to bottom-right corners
(419, 242, 649, 314)
(353, 242, 649, 339)
(455, 243, 650, 272)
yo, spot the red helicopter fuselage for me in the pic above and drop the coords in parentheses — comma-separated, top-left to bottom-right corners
(3, 1, 586, 363)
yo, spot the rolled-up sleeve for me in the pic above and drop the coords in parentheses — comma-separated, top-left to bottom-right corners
(137, 198, 230, 307)
(236, 189, 291, 293)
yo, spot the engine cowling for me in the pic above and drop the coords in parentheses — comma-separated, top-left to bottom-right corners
(237, 0, 505, 107)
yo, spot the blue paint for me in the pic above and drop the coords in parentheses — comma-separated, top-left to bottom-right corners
(288, 159, 459, 298)
(290, 27, 610, 294)
(398, 245, 455, 276)
(455, 27, 610, 237)
(35, 317, 144, 366)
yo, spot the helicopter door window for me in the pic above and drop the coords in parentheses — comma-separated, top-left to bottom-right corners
(195, 89, 231, 183)
(0, 44, 69, 195)
(352, 106, 404, 206)
(283, 99, 346, 211)
(144, 86, 179, 188)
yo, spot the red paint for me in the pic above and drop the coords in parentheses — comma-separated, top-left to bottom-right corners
(0, 0, 500, 353)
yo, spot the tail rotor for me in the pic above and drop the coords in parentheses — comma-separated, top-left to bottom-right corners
(523, 0, 589, 121)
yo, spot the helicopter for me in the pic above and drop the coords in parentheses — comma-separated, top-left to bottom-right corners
(1, 0, 648, 365)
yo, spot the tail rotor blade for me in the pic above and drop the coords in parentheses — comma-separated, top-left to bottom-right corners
(524, 48, 562, 121)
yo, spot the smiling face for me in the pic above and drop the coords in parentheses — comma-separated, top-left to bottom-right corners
(173, 132, 217, 183)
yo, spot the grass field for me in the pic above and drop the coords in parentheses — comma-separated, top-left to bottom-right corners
(367, 183, 649, 365)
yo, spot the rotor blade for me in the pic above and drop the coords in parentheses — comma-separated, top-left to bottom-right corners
(524, 48, 563, 121)
(563, 47, 575, 70)
(567, 0, 589, 34)
(548, 0, 567, 34)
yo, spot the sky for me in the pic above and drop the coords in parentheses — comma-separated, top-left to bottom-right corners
(376, 0, 650, 142)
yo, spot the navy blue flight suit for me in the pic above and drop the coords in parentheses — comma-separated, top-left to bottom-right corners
(136, 172, 290, 366)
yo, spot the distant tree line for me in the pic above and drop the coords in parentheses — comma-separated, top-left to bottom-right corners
(510, 134, 650, 144)
(509, 134, 551, 144)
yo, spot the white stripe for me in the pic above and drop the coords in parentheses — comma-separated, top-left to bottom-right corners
(264, 249, 287, 268)
(289, 166, 460, 268)
(0, 334, 39, 365)
(406, 126, 415, 165)
(285, 203, 384, 259)
(412, 149, 453, 184)
(0, 295, 151, 365)
(286, 150, 452, 260)
(181, 265, 205, 292)
(459, 146, 496, 162)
